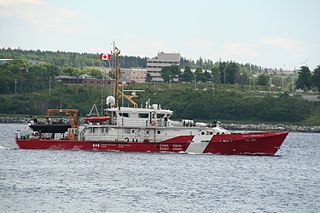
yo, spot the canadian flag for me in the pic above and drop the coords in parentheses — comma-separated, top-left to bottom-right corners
(100, 53, 111, 61)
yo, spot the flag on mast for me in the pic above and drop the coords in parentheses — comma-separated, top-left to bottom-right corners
(100, 53, 111, 61)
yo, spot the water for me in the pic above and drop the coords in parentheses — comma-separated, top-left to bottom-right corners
(0, 123, 319, 213)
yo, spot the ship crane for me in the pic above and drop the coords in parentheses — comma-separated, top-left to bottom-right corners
(111, 45, 143, 108)
(46, 109, 79, 128)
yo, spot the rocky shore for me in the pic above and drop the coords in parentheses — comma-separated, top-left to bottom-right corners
(0, 117, 30, 124)
(221, 123, 320, 133)
(1, 116, 319, 133)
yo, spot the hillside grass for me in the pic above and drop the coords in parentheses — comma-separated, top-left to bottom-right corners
(302, 106, 320, 125)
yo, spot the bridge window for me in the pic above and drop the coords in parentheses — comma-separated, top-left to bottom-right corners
(157, 114, 165, 118)
(138, 113, 149, 118)
(119, 113, 129, 117)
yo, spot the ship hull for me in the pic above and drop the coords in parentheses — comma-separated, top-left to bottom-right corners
(204, 132, 288, 155)
(16, 132, 288, 155)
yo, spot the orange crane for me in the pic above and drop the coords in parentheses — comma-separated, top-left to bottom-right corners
(46, 109, 79, 128)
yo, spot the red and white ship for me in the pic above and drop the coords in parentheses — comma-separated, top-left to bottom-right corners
(16, 46, 288, 155)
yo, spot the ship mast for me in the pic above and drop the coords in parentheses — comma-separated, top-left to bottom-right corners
(112, 44, 139, 108)
(112, 45, 121, 107)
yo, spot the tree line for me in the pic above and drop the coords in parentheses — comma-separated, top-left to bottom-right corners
(135, 86, 316, 123)
(160, 64, 277, 87)
(295, 66, 320, 92)
(159, 64, 320, 93)
(1, 48, 286, 74)
(0, 48, 147, 68)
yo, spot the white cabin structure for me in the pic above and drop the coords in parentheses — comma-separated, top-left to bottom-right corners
(82, 99, 230, 145)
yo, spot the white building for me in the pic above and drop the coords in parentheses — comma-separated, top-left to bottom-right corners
(147, 52, 181, 82)
(120, 68, 147, 83)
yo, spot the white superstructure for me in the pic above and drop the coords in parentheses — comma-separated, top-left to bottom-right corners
(82, 99, 230, 151)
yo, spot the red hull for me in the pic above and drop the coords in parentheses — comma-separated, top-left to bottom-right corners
(16, 132, 288, 155)
(205, 132, 288, 155)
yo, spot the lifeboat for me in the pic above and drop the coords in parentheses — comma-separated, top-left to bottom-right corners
(83, 116, 111, 123)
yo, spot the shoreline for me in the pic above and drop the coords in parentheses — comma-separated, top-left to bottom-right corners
(221, 123, 320, 133)
(1, 117, 319, 133)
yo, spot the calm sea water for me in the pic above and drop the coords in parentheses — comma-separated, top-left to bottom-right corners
(0, 123, 319, 213)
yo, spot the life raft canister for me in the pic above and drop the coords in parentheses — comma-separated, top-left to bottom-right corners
(151, 120, 157, 126)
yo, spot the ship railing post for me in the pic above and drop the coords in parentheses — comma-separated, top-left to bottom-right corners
(16, 130, 21, 139)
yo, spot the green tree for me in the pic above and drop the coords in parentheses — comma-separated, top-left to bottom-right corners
(225, 62, 239, 84)
(218, 62, 227, 84)
(194, 68, 207, 82)
(256, 74, 269, 86)
(271, 76, 282, 88)
(0, 60, 60, 94)
(211, 66, 220, 84)
(196, 57, 203, 67)
(236, 72, 249, 90)
(160, 65, 180, 82)
(203, 70, 212, 81)
(218, 62, 239, 84)
(61, 67, 80, 77)
(87, 68, 103, 79)
(312, 66, 320, 93)
(296, 66, 312, 90)
(146, 73, 152, 82)
(181, 66, 193, 82)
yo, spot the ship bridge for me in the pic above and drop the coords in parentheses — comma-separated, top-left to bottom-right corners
(105, 105, 173, 128)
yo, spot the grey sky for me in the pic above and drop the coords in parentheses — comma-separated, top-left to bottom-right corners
(0, 0, 319, 70)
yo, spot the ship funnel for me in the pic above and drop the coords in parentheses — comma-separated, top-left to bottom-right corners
(106, 96, 115, 108)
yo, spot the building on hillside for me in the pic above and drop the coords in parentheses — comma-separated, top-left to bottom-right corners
(82, 78, 114, 87)
(147, 52, 181, 82)
(57, 67, 147, 85)
(120, 68, 147, 83)
(0, 59, 13, 65)
(55, 76, 82, 84)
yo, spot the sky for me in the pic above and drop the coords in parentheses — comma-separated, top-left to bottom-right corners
(0, 0, 319, 70)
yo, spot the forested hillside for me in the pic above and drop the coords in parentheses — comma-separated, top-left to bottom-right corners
(0, 60, 106, 94)
(0, 81, 319, 125)
(0, 48, 147, 68)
